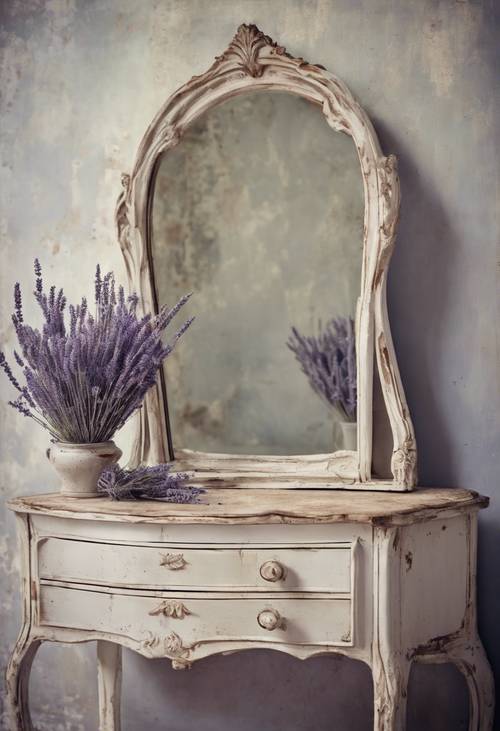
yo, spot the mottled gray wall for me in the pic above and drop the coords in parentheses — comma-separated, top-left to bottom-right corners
(0, 1, 498, 730)
(153, 92, 363, 455)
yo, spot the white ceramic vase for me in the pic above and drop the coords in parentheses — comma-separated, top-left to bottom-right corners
(338, 421, 357, 451)
(47, 441, 122, 497)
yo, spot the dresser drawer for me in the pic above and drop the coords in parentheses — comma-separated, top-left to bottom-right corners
(39, 583, 353, 647)
(37, 538, 353, 593)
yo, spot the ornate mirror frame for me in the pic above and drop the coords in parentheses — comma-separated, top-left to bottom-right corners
(116, 24, 417, 491)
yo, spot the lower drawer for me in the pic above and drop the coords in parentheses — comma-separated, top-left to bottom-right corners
(39, 583, 353, 647)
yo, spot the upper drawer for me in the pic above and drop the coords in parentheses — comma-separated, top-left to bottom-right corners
(37, 538, 352, 593)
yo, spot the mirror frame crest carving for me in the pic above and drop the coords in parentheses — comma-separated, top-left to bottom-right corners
(116, 24, 417, 491)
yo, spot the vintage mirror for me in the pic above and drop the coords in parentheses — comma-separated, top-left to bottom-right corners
(116, 24, 417, 491)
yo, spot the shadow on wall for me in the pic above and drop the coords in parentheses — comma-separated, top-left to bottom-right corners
(375, 117, 457, 489)
(375, 117, 500, 721)
(28, 645, 468, 730)
(119, 650, 468, 730)
(27, 643, 470, 730)
(123, 650, 468, 731)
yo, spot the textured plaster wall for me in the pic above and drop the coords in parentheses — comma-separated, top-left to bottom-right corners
(0, 1, 498, 730)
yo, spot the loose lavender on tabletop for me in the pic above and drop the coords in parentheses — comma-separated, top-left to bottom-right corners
(97, 463, 204, 503)
(0, 260, 193, 443)
(287, 317, 357, 421)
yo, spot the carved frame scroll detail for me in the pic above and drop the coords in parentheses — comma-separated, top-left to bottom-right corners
(116, 23, 417, 491)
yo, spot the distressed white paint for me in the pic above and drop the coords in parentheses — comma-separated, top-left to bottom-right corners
(118, 24, 417, 490)
(6, 489, 494, 730)
(38, 584, 354, 649)
(97, 641, 122, 731)
(9, 485, 488, 525)
(37, 539, 352, 593)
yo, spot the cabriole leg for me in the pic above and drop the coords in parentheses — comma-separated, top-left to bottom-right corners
(97, 640, 122, 731)
(447, 639, 495, 731)
(372, 653, 411, 731)
(5, 632, 41, 731)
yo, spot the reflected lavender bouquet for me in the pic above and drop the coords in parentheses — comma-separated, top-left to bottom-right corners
(0, 260, 193, 443)
(287, 317, 356, 421)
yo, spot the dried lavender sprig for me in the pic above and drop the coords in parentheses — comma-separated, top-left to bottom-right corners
(97, 463, 205, 503)
(287, 316, 357, 421)
(14, 283, 23, 324)
(1, 260, 194, 443)
(0, 352, 23, 393)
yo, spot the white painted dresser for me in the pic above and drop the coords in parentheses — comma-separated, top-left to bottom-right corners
(6, 487, 494, 730)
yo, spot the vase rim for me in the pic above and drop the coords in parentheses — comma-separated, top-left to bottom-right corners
(51, 440, 117, 448)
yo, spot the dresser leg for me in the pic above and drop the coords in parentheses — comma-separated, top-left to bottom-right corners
(447, 638, 495, 731)
(97, 641, 122, 731)
(5, 631, 41, 731)
(372, 653, 411, 731)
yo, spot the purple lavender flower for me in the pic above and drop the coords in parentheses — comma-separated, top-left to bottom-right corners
(0, 352, 22, 393)
(14, 283, 23, 324)
(34, 259, 42, 294)
(0, 260, 193, 443)
(287, 317, 357, 421)
(97, 463, 205, 503)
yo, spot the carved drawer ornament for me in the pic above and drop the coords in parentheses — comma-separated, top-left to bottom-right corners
(149, 600, 191, 619)
(160, 552, 187, 570)
(165, 632, 189, 656)
(141, 631, 191, 669)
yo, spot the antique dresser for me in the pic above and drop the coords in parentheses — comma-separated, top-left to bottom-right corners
(6, 24, 494, 731)
(7, 487, 494, 730)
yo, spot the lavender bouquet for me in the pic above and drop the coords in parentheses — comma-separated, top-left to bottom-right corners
(0, 260, 193, 444)
(287, 316, 357, 422)
(98, 463, 204, 503)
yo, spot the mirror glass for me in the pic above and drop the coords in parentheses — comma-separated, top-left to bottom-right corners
(151, 91, 364, 456)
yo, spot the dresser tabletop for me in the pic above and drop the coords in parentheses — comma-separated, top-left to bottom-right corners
(8, 487, 488, 527)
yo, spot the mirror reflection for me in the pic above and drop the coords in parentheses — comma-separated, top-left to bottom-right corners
(152, 92, 364, 455)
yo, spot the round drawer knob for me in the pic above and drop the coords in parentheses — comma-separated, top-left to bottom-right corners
(257, 608, 282, 631)
(260, 560, 285, 582)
